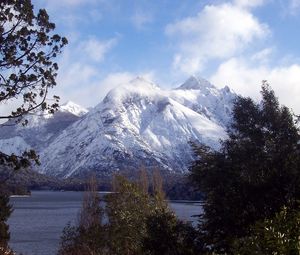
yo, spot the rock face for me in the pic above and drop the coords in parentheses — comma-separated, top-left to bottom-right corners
(0, 76, 236, 178)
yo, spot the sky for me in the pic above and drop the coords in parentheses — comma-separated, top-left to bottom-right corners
(29, 0, 300, 113)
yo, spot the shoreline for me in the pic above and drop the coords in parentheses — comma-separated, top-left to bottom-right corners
(9, 195, 31, 198)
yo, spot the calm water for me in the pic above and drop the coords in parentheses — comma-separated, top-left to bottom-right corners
(8, 191, 202, 255)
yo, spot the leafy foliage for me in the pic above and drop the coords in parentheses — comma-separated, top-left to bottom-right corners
(59, 174, 200, 255)
(234, 205, 300, 254)
(106, 175, 157, 255)
(190, 83, 300, 253)
(0, 0, 67, 168)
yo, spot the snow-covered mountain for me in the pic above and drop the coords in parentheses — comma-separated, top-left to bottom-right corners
(171, 76, 235, 127)
(60, 101, 89, 117)
(0, 101, 88, 152)
(0, 76, 236, 178)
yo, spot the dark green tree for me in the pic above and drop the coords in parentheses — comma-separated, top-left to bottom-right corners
(190, 82, 300, 253)
(142, 209, 200, 255)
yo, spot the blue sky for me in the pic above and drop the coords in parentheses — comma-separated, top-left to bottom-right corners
(31, 0, 300, 112)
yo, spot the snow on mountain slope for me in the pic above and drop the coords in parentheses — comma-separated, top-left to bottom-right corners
(17, 101, 88, 129)
(0, 136, 31, 155)
(38, 77, 233, 178)
(169, 76, 235, 127)
(0, 76, 236, 178)
(0, 102, 88, 154)
(60, 101, 89, 117)
(177, 76, 214, 91)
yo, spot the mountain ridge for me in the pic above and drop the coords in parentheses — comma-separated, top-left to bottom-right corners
(0, 76, 236, 178)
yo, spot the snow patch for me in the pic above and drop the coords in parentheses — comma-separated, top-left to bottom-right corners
(0, 136, 31, 155)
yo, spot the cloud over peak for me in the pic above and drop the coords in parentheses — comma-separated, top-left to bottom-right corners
(165, 2, 269, 74)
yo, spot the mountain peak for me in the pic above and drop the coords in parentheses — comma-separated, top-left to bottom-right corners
(101, 76, 160, 106)
(129, 76, 159, 89)
(60, 101, 88, 117)
(221, 85, 234, 94)
(130, 76, 148, 83)
(0, 75, 236, 179)
(176, 76, 214, 91)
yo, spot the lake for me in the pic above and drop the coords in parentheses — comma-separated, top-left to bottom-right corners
(8, 191, 202, 255)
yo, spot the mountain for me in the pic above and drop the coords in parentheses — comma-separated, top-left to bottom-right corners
(170, 75, 235, 127)
(59, 101, 89, 117)
(0, 76, 236, 178)
(0, 101, 88, 154)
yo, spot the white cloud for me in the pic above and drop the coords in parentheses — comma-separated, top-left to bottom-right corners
(89, 72, 138, 101)
(1, 69, 131, 121)
(131, 10, 153, 30)
(54, 70, 156, 108)
(58, 64, 98, 90)
(52, 42, 155, 108)
(250, 47, 274, 63)
(0, 35, 151, 122)
(234, 0, 266, 8)
(165, 2, 269, 74)
(80, 37, 118, 62)
(66, 72, 135, 106)
(0, 99, 23, 123)
(165, 0, 300, 113)
(210, 57, 300, 113)
(287, 0, 300, 15)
